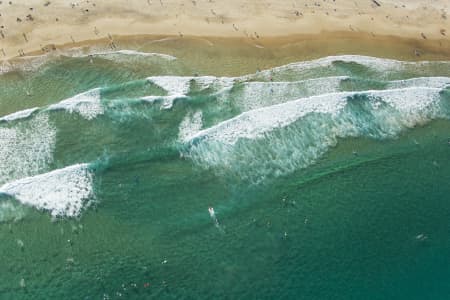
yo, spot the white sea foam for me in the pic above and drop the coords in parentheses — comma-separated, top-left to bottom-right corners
(0, 107, 39, 122)
(192, 76, 235, 91)
(0, 55, 50, 74)
(146, 37, 179, 44)
(47, 89, 103, 120)
(387, 77, 450, 90)
(230, 76, 347, 110)
(260, 55, 421, 74)
(147, 76, 235, 95)
(0, 114, 56, 185)
(140, 95, 186, 109)
(0, 61, 13, 74)
(247, 55, 450, 84)
(147, 76, 192, 96)
(87, 50, 177, 61)
(179, 111, 203, 142)
(0, 164, 94, 217)
(0, 48, 176, 75)
(143, 76, 191, 109)
(184, 86, 446, 182)
(369, 87, 441, 112)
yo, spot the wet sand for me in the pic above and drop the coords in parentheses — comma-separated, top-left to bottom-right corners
(2, 32, 448, 79)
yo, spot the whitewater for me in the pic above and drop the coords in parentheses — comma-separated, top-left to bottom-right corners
(0, 52, 449, 217)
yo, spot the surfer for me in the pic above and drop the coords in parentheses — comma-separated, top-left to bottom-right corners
(415, 233, 428, 241)
(208, 207, 223, 232)
(208, 207, 215, 218)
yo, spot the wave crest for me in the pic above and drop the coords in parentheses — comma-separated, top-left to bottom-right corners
(183, 87, 448, 183)
(0, 164, 95, 217)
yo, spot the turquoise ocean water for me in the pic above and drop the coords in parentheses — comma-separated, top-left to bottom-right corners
(0, 51, 450, 299)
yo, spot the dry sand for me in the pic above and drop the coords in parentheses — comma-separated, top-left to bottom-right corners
(0, 0, 449, 61)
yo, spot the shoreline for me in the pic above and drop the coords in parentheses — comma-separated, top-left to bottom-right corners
(2, 31, 449, 78)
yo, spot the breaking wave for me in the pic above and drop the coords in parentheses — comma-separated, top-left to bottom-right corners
(0, 107, 40, 123)
(182, 87, 449, 183)
(47, 88, 104, 120)
(0, 163, 95, 218)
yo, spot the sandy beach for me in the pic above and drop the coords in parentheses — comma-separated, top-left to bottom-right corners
(0, 0, 449, 61)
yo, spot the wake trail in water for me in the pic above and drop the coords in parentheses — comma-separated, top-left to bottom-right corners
(208, 207, 225, 233)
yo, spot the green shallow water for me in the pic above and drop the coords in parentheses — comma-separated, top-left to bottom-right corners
(0, 52, 450, 299)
